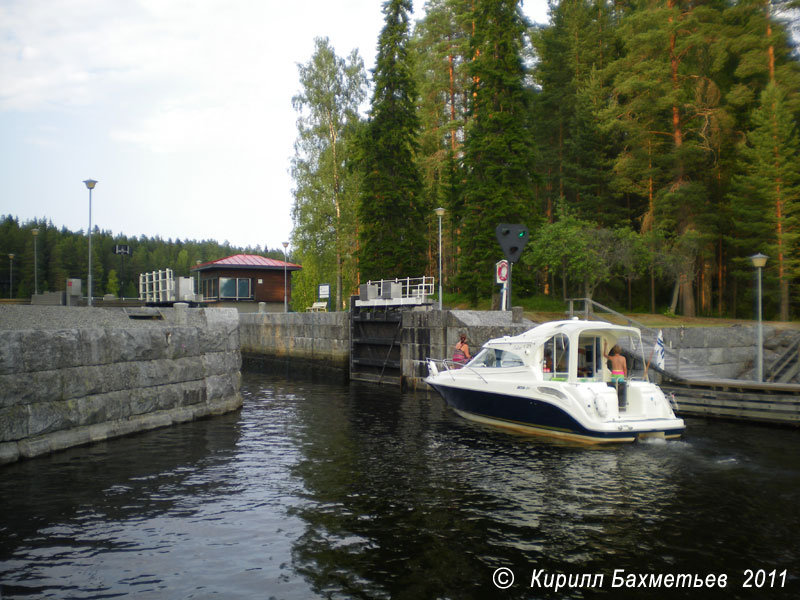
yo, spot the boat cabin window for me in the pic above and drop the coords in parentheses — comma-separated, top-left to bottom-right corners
(469, 347, 525, 368)
(543, 333, 569, 380)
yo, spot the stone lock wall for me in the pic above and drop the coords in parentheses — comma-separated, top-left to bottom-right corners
(402, 308, 534, 387)
(238, 311, 350, 376)
(0, 305, 242, 465)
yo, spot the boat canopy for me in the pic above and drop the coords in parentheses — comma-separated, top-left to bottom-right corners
(468, 319, 649, 383)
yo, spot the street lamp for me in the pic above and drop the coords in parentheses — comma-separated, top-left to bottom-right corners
(8, 253, 14, 299)
(750, 252, 768, 382)
(83, 179, 97, 306)
(435, 207, 445, 310)
(282, 241, 289, 313)
(32, 228, 39, 296)
(195, 259, 202, 298)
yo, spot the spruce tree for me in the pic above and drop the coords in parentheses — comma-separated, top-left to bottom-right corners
(357, 0, 426, 282)
(458, 0, 537, 302)
(728, 83, 800, 319)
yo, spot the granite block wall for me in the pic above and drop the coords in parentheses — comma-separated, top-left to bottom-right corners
(0, 305, 242, 465)
(238, 311, 350, 372)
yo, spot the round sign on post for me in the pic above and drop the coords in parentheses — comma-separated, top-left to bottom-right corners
(496, 260, 509, 284)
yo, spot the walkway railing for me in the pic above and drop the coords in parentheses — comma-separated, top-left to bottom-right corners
(356, 277, 435, 307)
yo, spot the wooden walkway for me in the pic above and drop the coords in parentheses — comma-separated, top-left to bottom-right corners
(660, 378, 800, 426)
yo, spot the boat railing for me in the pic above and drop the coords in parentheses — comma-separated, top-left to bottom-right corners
(424, 357, 488, 384)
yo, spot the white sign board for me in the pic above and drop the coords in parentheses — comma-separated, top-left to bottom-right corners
(318, 284, 331, 299)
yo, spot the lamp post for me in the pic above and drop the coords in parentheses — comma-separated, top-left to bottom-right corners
(435, 207, 445, 310)
(32, 228, 39, 296)
(195, 260, 202, 298)
(282, 241, 289, 313)
(749, 253, 768, 382)
(83, 179, 97, 306)
(8, 254, 14, 299)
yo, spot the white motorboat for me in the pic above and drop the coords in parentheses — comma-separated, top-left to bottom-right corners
(425, 319, 685, 443)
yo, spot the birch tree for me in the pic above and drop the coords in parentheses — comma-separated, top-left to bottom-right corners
(292, 37, 367, 310)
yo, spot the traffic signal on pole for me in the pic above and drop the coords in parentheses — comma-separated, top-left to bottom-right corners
(495, 223, 529, 263)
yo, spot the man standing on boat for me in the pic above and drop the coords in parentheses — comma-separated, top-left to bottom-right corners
(604, 343, 628, 410)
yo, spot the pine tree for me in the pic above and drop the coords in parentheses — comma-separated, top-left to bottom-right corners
(357, 0, 427, 281)
(411, 0, 473, 290)
(458, 0, 537, 302)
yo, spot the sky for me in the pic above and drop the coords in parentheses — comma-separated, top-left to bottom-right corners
(0, 0, 550, 251)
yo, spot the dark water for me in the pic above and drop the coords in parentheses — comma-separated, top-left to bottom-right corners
(1, 371, 799, 600)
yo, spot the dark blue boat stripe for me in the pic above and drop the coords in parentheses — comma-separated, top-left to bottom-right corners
(430, 384, 683, 441)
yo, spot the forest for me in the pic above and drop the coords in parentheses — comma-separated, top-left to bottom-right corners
(0, 214, 286, 300)
(3, 1, 799, 320)
(290, 0, 800, 319)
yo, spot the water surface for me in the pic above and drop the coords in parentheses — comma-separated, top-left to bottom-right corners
(1, 372, 799, 599)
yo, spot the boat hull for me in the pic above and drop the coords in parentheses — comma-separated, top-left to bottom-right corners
(428, 381, 684, 444)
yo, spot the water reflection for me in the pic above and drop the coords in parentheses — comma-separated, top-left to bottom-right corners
(1, 372, 799, 599)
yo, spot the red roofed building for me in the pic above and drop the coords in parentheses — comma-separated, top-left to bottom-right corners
(191, 254, 302, 312)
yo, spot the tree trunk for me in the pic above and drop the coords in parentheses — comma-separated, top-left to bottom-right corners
(670, 279, 680, 315)
(680, 272, 696, 317)
(650, 265, 656, 314)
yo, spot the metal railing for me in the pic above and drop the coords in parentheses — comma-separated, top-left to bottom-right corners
(566, 297, 651, 333)
(362, 276, 435, 301)
(424, 357, 488, 384)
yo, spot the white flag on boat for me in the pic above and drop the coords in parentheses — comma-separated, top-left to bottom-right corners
(653, 329, 665, 370)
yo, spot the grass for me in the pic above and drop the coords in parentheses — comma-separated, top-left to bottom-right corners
(439, 292, 800, 330)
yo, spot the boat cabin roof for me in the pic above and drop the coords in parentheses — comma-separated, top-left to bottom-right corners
(484, 319, 641, 348)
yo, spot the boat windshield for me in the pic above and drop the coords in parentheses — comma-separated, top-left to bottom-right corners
(468, 347, 525, 368)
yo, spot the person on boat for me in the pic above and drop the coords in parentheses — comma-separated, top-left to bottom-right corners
(453, 334, 471, 366)
(604, 342, 628, 409)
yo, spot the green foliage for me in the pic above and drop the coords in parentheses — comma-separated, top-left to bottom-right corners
(457, 0, 538, 302)
(282, 0, 800, 319)
(524, 208, 618, 301)
(105, 269, 120, 297)
(292, 37, 367, 310)
(727, 82, 800, 318)
(357, 0, 427, 281)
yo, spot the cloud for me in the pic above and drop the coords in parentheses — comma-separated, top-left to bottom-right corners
(1, 0, 551, 248)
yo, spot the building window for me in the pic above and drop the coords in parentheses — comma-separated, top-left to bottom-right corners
(237, 278, 251, 299)
(220, 277, 236, 299)
(219, 277, 253, 300)
(202, 278, 218, 299)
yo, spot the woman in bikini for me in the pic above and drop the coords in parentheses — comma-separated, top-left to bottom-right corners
(603, 342, 628, 409)
(604, 343, 627, 382)
(453, 334, 471, 366)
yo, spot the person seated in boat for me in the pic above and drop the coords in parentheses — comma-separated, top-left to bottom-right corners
(452, 334, 471, 367)
(603, 342, 628, 409)
(543, 349, 553, 373)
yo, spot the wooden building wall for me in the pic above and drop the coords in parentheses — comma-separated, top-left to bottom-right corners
(199, 268, 293, 304)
